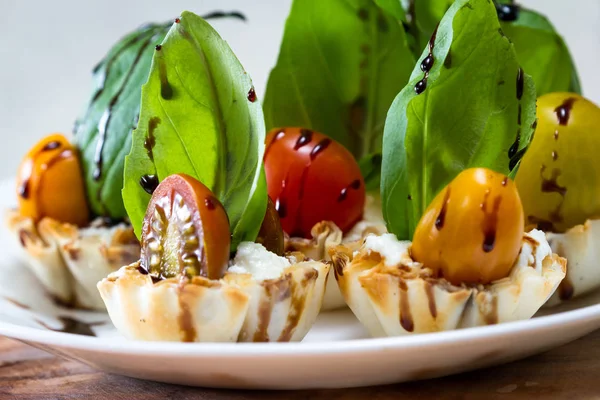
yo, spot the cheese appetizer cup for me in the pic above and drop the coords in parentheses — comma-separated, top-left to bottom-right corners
(6, 134, 139, 309)
(333, 169, 566, 337)
(264, 128, 387, 310)
(98, 174, 329, 342)
(285, 193, 387, 310)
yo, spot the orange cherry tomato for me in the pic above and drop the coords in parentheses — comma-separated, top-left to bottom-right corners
(16, 134, 89, 227)
(264, 128, 365, 238)
(140, 174, 231, 280)
(411, 168, 524, 285)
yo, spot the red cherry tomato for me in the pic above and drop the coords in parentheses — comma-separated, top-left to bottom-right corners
(264, 128, 365, 238)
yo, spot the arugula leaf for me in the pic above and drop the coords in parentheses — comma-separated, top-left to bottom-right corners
(74, 23, 169, 220)
(74, 12, 246, 220)
(381, 0, 537, 240)
(498, 7, 581, 95)
(263, 0, 415, 159)
(122, 11, 267, 250)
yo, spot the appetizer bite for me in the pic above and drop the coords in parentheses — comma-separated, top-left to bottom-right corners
(331, 0, 567, 337)
(4, 12, 244, 310)
(97, 11, 329, 342)
(334, 169, 565, 337)
(6, 134, 139, 309)
(264, 127, 386, 310)
(99, 174, 328, 342)
(516, 93, 600, 304)
(263, 0, 412, 309)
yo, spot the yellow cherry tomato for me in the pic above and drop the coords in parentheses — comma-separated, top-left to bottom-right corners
(516, 93, 600, 232)
(411, 168, 524, 285)
(16, 134, 89, 227)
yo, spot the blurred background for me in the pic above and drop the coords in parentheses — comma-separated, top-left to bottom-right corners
(1, 0, 599, 175)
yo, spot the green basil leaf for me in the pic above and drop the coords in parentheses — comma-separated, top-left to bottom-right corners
(412, 0, 454, 49)
(499, 7, 581, 95)
(122, 11, 267, 250)
(375, 0, 407, 22)
(410, 1, 580, 96)
(359, 153, 383, 192)
(74, 12, 246, 220)
(263, 0, 415, 159)
(381, 0, 537, 240)
(74, 23, 169, 220)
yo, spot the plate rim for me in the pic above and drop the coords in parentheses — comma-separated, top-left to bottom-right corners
(1, 301, 599, 357)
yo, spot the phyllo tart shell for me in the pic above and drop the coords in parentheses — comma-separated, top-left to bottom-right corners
(545, 219, 600, 305)
(97, 252, 329, 343)
(285, 194, 387, 311)
(5, 209, 139, 309)
(331, 230, 566, 337)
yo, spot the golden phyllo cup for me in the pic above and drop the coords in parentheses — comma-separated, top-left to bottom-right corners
(226, 259, 329, 342)
(5, 210, 139, 309)
(285, 194, 387, 311)
(545, 219, 600, 305)
(97, 262, 250, 342)
(332, 230, 566, 337)
(97, 243, 329, 342)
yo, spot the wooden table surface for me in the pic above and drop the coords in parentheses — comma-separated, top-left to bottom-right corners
(2, 331, 600, 400)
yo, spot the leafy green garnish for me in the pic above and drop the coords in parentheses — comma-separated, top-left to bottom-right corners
(374, 0, 407, 22)
(497, 6, 581, 95)
(381, 0, 536, 240)
(410, 0, 454, 50)
(359, 153, 383, 192)
(407, 0, 580, 96)
(122, 11, 267, 250)
(74, 23, 169, 220)
(74, 12, 245, 220)
(263, 0, 415, 159)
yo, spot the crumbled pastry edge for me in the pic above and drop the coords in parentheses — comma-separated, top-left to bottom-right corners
(545, 218, 600, 305)
(4, 208, 140, 310)
(283, 195, 387, 311)
(330, 230, 567, 337)
(98, 258, 330, 343)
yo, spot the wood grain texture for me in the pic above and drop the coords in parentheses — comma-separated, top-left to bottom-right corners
(1, 331, 600, 400)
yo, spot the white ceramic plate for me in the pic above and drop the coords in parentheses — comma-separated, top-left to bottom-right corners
(1, 178, 600, 390)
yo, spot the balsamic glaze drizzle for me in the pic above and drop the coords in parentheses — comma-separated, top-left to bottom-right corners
(42, 141, 61, 151)
(92, 33, 159, 182)
(294, 129, 313, 150)
(554, 97, 577, 126)
(496, 2, 520, 22)
(310, 138, 331, 160)
(338, 179, 361, 202)
(414, 25, 438, 95)
(247, 87, 257, 102)
(140, 174, 159, 194)
(144, 117, 160, 161)
(508, 68, 526, 169)
(435, 188, 451, 230)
